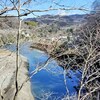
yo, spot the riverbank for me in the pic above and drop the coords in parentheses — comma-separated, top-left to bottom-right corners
(0, 49, 34, 100)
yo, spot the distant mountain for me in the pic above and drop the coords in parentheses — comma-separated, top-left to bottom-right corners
(0, 17, 30, 29)
(24, 14, 87, 27)
(0, 17, 19, 29)
(91, 0, 100, 13)
(0, 14, 87, 32)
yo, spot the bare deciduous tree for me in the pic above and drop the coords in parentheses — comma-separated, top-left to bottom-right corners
(0, 0, 100, 100)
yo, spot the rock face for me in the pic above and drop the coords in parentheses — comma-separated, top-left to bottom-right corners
(0, 49, 34, 100)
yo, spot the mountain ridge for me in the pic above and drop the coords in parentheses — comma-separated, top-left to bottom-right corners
(24, 14, 87, 27)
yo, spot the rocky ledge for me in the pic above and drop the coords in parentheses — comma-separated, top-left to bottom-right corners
(0, 49, 34, 100)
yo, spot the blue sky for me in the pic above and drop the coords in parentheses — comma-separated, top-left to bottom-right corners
(24, 0, 94, 17)
(0, 0, 95, 17)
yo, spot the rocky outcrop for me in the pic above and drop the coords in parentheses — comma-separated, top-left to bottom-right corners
(30, 42, 54, 53)
(0, 49, 34, 100)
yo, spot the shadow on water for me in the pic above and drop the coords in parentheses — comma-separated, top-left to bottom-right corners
(5, 42, 81, 100)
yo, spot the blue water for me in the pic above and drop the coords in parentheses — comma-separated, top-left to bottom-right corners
(5, 43, 81, 100)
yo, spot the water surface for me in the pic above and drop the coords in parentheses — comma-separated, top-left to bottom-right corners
(5, 42, 81, 100)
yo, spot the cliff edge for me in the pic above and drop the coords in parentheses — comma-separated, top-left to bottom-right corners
(0, 49, 34, 100)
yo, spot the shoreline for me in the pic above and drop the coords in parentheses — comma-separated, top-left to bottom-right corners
(0, 49, 34, 100)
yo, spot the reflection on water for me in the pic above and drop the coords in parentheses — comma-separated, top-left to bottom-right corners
(5, 42, 81, 100)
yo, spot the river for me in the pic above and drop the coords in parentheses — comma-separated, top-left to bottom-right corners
(5, 42, 81, 100)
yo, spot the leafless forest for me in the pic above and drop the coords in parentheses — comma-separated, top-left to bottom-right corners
(0, 0, 100, 100)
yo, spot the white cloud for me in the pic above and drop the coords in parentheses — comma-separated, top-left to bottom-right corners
(58, 10, 67, 16)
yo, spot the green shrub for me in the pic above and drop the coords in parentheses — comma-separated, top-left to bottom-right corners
(0, 34, 16, 45)
(6, 34, 16, 43)
(66, 28, 73, 33)
(25, 21, 38, 27)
